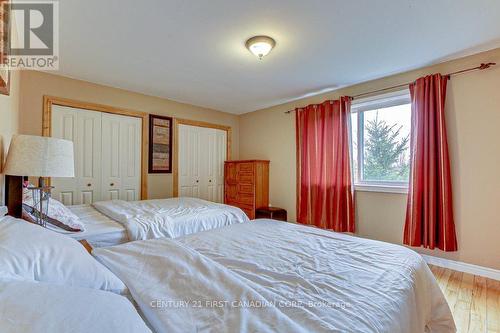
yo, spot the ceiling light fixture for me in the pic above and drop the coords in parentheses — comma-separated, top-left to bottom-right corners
(245, 35, 276, 60)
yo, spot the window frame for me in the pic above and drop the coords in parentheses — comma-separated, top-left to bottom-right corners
(350, 89, 411, 194)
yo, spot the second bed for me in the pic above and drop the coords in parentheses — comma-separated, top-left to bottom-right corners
(64, 197, 249, 247)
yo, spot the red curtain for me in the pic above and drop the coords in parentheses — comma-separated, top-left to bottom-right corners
(296, 97, 355, 232)
(404, 74, 457, 251)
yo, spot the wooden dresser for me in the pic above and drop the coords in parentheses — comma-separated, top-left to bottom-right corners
(224, 160, 269, 219)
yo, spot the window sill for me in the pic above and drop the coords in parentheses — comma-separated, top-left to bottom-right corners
(354, 184, 408, 194)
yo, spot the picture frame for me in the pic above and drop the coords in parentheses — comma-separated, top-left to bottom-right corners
(148, 114, 173, 173)
(0, 0, 10, 95)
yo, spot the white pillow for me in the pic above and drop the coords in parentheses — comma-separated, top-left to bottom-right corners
(0, 279, 151, 333)
(0, 216, 127, 294)
(23, 187, 85, 232)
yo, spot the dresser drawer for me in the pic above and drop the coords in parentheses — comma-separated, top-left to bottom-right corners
(237, 163, 254, 173)
(235, 192, 254, 205)
(237, 183, 254, 194)
(238, 172, 254, 184)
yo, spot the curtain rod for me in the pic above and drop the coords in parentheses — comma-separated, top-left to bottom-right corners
(284, 62, 496, 114)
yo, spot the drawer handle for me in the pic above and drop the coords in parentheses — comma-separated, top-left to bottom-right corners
(110, 183, 114, 186)
(209, 180, 212, 183)
(196, 180, 199, 183)
(87, 183, 91, 187)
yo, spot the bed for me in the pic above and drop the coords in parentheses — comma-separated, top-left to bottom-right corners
(0, 214, 455, 332)
(65, 205, 129, 247)
(62, 197, 249, 247)
(93, 219, 456, 333)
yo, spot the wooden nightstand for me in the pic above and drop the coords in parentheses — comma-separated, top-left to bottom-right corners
(255, 207, 287, 221)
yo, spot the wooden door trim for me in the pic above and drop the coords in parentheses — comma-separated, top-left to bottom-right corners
(173, 118, 232, 197)
(42, 95, 149, 200)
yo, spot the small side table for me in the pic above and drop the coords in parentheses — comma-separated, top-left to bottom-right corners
(255, 207, 287, 221)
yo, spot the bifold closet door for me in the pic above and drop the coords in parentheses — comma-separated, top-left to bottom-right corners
(51, 105, 102, 205)
(178, 124, 202, 198)
(205, 129, 226, 203)
(101, 113, 142, 201)
(178, 124, 227, 203)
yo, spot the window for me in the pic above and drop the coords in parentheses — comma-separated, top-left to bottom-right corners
(351, 90, 411, 193)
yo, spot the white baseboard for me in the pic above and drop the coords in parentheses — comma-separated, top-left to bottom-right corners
(421, 254, 500, 281)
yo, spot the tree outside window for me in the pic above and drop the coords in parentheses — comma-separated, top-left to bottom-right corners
(351, 92, 411, 188)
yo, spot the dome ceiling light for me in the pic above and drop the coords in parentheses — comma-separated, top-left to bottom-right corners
(245, 36, 276, 60)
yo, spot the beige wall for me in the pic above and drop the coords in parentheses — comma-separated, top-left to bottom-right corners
(11, 48, 500, 269)
(18, 71, 240, 199)
(239, 48, 500, 270)
(0, 69, 21, 205)
(0, 20, 21, 206)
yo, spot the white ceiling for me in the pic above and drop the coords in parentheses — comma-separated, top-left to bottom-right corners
(55, 0, 500, 114)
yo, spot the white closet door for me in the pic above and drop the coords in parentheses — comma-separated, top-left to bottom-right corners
(178, 125, 227, 203)
(101, 113, 141, 201)
(203, 128, 226, 203)
(214, 129, 227, 203)
(120, 116, 142, 201)
(51, 105, 102, 205)
(178, 124, 201, 198)
(204, 128, 217, 202)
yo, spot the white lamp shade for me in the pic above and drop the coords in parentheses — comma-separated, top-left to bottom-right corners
(3, 135, 75, 177)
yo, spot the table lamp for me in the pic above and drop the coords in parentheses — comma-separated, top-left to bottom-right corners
(3, 135, 74, 226)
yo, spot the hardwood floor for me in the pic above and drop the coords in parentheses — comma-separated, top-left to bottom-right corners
(429, 265, 500, 333)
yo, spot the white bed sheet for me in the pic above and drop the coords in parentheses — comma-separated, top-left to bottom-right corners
(93, 219, 455, 333)
(92, 197, 249, 241)
(66, 205, 129, 247)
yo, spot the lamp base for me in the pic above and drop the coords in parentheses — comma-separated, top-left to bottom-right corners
(27, 179, 54, 227)
(5, 175, 23, 218)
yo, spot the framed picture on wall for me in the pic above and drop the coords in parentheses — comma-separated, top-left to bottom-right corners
(0, 0, 10, 96)
(148, 114, 173, 173)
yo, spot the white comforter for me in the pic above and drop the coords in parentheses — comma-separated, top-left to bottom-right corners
(92, 197, 249, 241)
(93, 219, 455, 333)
